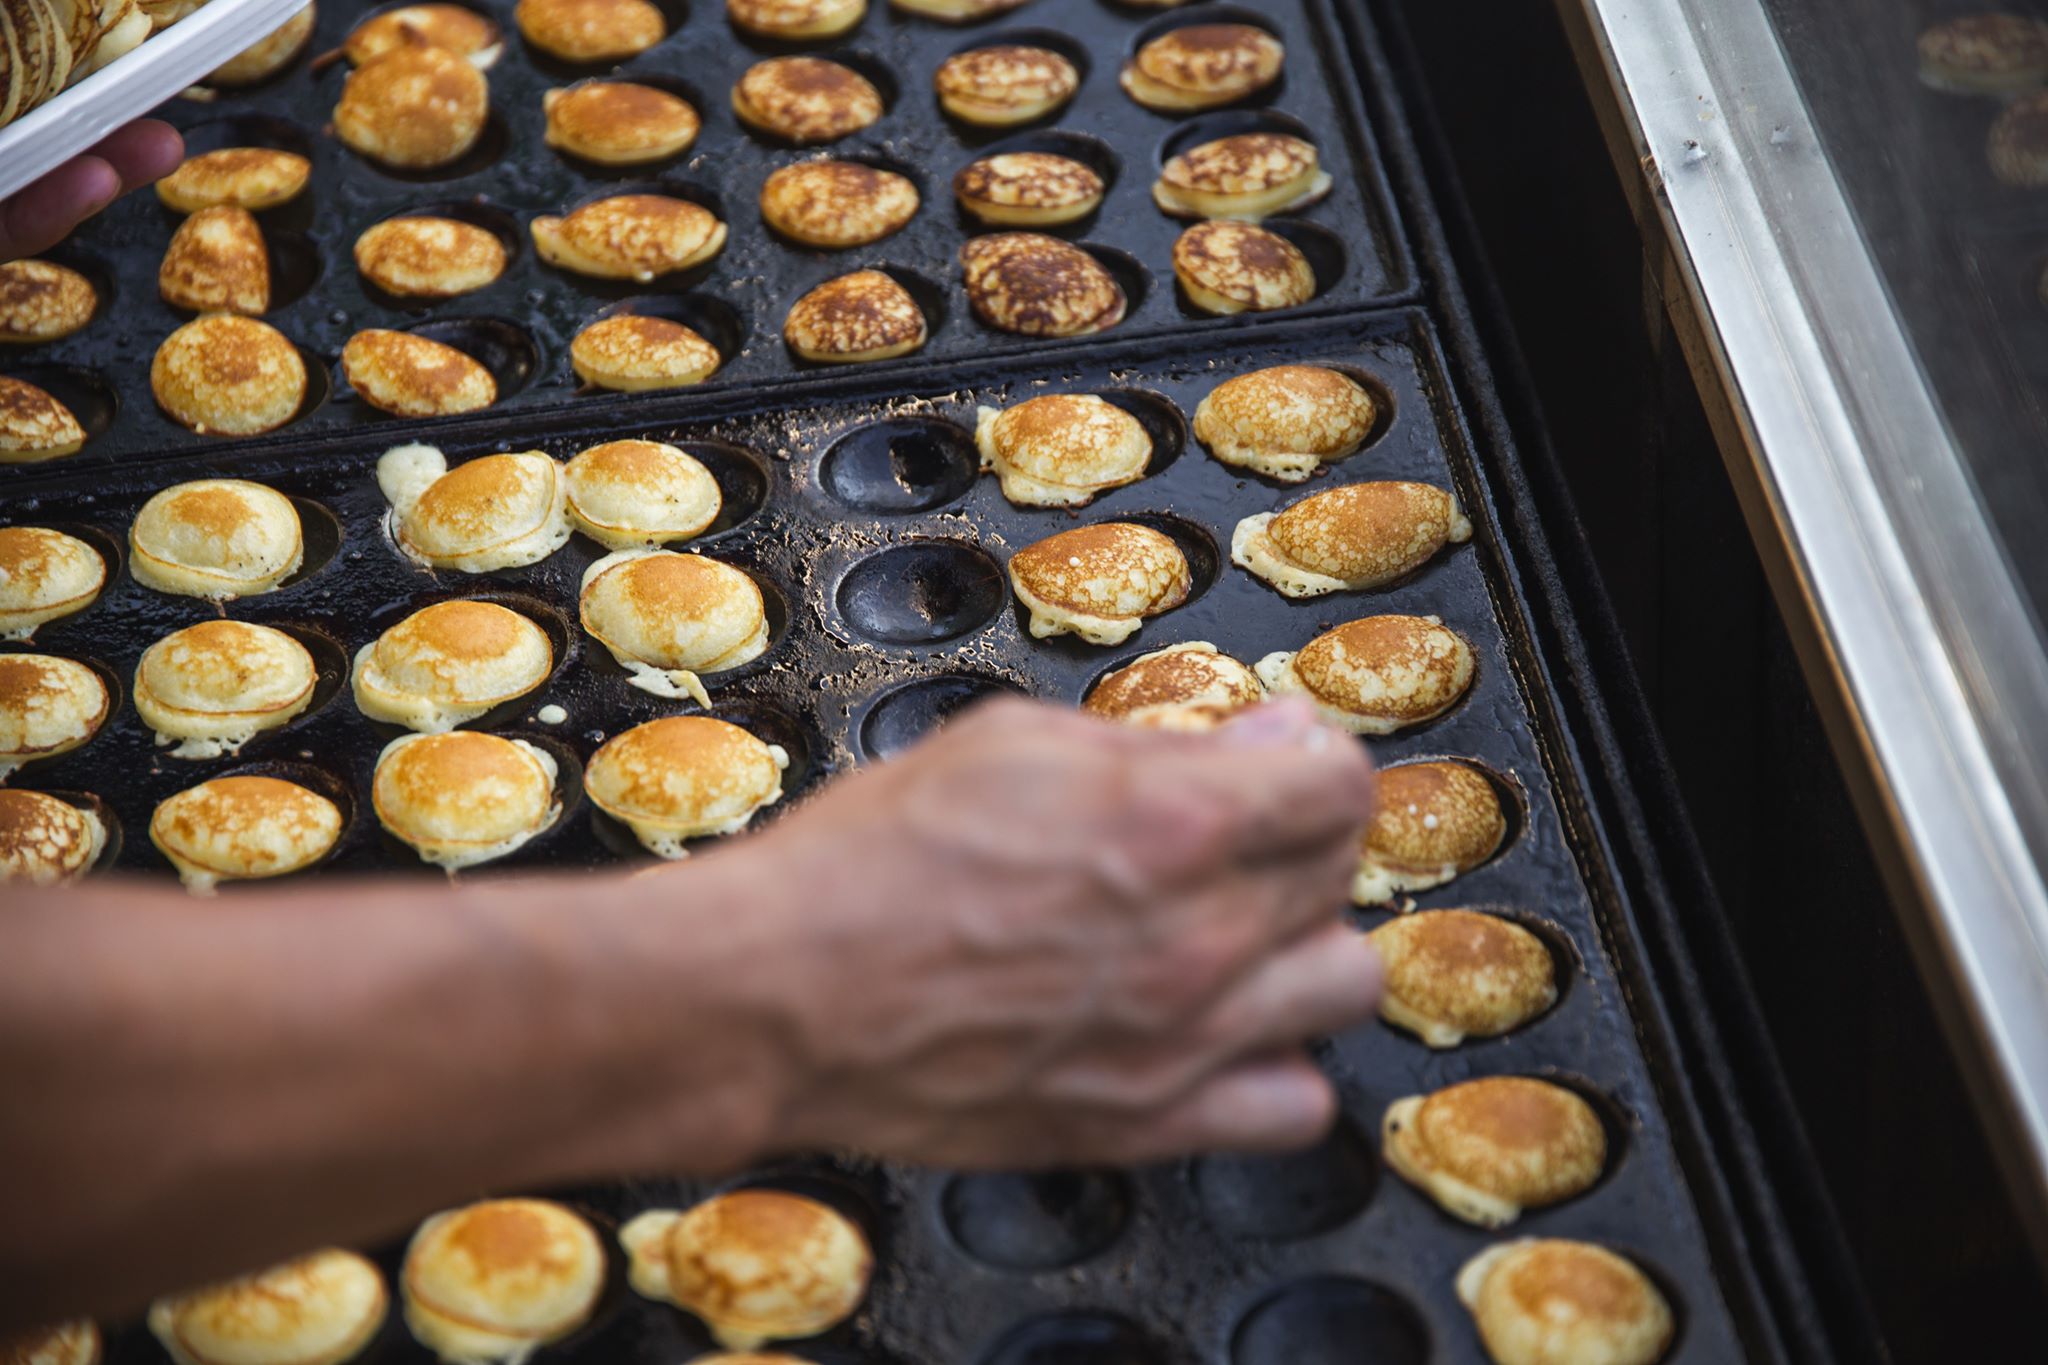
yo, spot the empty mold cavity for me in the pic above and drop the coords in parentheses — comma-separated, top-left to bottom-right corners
(858, 673, 1022, 761)
(819, 417, 980, 514)
(583, 294, 747, 371)
(941, 1170, 1131, 1270)
(1095, 387, 1187, 479)
(836, 540, 1006, 646)
(258, 229, 324, 311)
(275, 497, 344, 590)
(1230, 1279, 1429, 1365)
(5, 366, 116, 447)
(981, 1314, 1164, 1365)
(177, 113, 318, 163)
(1191, 1115, 1374, 1240)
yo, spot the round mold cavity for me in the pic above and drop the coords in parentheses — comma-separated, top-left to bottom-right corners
(177, 113, 318, 163)
(1095, 387, 1187, 480)
(940, 1170, 1131, 1270)
(656, 438, 772, 540)
(33, 789, 122, 874)
(858, 672, 1023, 761)
(11, 520, 123, 625)
(359, 200, 524, 309)
(286, 344, 334, 430)
(275, 497, 344, 590)
(980, 1313, 1165, 1365)
(3, 365, 116, 448)
(547, 71, 712, 171)
(1157, 108, 1321, 168)
(580, 562, 792, 689)
(786, 264, 947, 368)
(818, 416, 980, 514)
(1083, 242, 1149, 321)
(361, 589, 578, 735)
(256, 228, 324, 312)
(1229, 1278, 1429, 1365)
(1191, 1115, 1374, 1240)
(836, 539, 1006, 647)
(196, 758, 360, 884)
(957, 129, 1122, 217)
(944, 27, 1093, 95)
(1374, 755, 1526, 881)
(396, 316, 541, 405)
(1171, 220, 1340, 320)
(10, 247, 116, 336)
(356, 108, 512, 184)
(267, 623, 352, 732)
(584, 293, 747, 373)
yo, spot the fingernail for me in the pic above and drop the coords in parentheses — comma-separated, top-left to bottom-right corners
(1219, 698, 1319, 748)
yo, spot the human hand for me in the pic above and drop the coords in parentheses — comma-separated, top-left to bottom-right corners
(0, 120, 182, 261)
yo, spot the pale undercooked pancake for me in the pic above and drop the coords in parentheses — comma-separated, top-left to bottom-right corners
(151, 774, 345, 894)
(1384, 1076, 1606, 1228)
(620, 1190, 872, 1350)
(134, 620, 317, 759)
(156, 148, 311, 213)
(149, 1251, 384, 1365)
(959, 232, 1125, 336)
(1174, 219, 1313, 315)
(0, 652, 107, 778)
(975, 392, 1150, 507)
(0, 259, 96, 341)
(1194, 363, 1376, 482)
(571, 315, 724, 391)
(1008, 521, 1191, 646)
(0, 790, 103, 885)
(892, 0, 1035, 19)
(544, 81, 700, 164)
(333, 43, 490, 170)
(1233, 480, 1471, 598)
(515, 0, 664, 62)
(0, 526, 104, 640)
(1918, 13, 2048, 95)
(159, 205, 269, 316)
(585, 715, 789, 858)
(760, 159, 919, 248)
(784, 269, 928, 364)
(402, 1199, 602, 1360)
(1082, 640, 1263, 731)
(353, 599, 552, 732)
(0, 375, 84, 461)
(1154, 132, 1331, 220)
(954, 151, 1103, 227)
(732, 57, 884, 144)
(1257, 614, 1474, 734)
(579, 548, 768, 703)
(564, 438, 722, 548)
(345, 4, 504, 68)
(728, 0, 865, 40)
(0, 1321, 101, 1365)
(382, 446, 572, 574)
(355, 216, 509, 298)
(1120, 22, 1284, 112)
(1457, 1239, 1675, 1365)
(374, 731, 560, 869)
(935, 44, 1078, 126)
(1990, 89, 2048, 184)
(343, 329, 497, 418)
(130, 477, 303, 600)
(209, 2, 315, 84)
(151, 314, 307, 437)
(532, 194, 727, 282)
(1367, 909, 1557, 1048)
(1353, 759, 1507, 907)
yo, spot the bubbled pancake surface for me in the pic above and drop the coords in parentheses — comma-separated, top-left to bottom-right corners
(531, 194, 727, 281)
(373, 732, 558, 859)
(1259, 613, 1473, 733)
(954, 151, 1104, 224)
(354, 599, 552, 731)
(0, 259, 94, 341)
(544, 81, 701, 164)
(402, 1199, 604, 1352)
(354, 217, 508, 298)
(784, 269, 927, 362)
(959, 232, 1125, 337)
(0, 375, 83, 460)
(209, 4, 315, 84)
(634, 1190, 873, 1348)
(135, 620, 314, 724)
(1195, 363, 1376, 481)
(149, 1250, 386, 1365)
(345, 4, 501, 66)
(564, 439, 722, 546)
(760, 160, 919, 248)
(1121, 22, 1284, 110)
(579, 549, 767, 677)
(1154, 132, 1327, 218)
(0, 1321, 100, 1365)
(571, 315, 723, 390)
(1233, 480, 1468, 597)
(584, 714, 786, 839)
(1174, 219, 1314, 313)
(727, 0, 865, 39)
(156, 148, 310, 212)
(1082, 641, 1263, 730)
(333, 44, 489, 170)
(0, 526, 104, 637)
(1354, 758, 1505, 905)
(934, 44, 1078, 123)
(150, 774, 344, 887)
(341, 329, 497, 418)
(0, 652, 107, 767)
(1457, 1239, 1675, 1365)
(515, 0, 664, 61)
(1919, 13, 2048, 92)
(976, 392, 1150, 506)
(1008, 520, 1190, 643)
(159, 205, 269, 316)
(393, 451, 569, 570)
(0, 788, 99, 885)
(1382, 1076, 1606, 1225)
(732, 57, 884, 144)
(1367, 909, 1557, 1047)
(150, 315, 307, 437)
(129, 477, 302, 599)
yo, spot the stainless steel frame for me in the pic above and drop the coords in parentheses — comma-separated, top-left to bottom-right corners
(1556, 0, 2048, 1254)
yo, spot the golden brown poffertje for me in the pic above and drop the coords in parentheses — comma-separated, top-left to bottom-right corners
(1121, 22, 1284, 112)
(1194, 363, 1377, 481)
(784, 269, 928, 364)
(532, 194, 727, 281)
(156, 147, 310, 213)
(400, 1199, 601, 1352)
(584, 715, 790, 859)
(934, 44, 1078, 126)
(1351, 759, 1507, 906)
(975, 392, 1151, 507)
(1457, 1240, 1675, 1365)
(1232, 480, 1471, 598)
(728, 0, 865, 40)
(959, 232, 1126, 337)
(515, 0, 663, 61)
(341, 329, 497, 418)
(354, 215, 508, 298)
(1008, 521, 1191, 645)
(1153, 132, 1331, 220)
(344, 3, 503, 67)
(578, 548, 769, 702)
(544, 81, 700, 164)
(1918, 13, 2048, 95)
(133, 620, 318, 759)
(0, 258, 95, 341)
(732, 56, 884, 144)
(353, 600, 553, 734)
(572, 314, 723, 390)
(0, 789, 104, 886)
(1257, 614, 1474, 734)
(1383, 1076, 1607, 1227)
(954, 151, 1104, 227)
(381, 447, 571, 574)
(0, 1320, 100, 1365)
(892, 0, 1036, 20)
(374, 732, 561, 870)
(0, 651, 109, 778)
(150, 315, 306, 437)
(159, 205, 269, 316)
(150, 775, 345, 895)
(0, 374, 84, 461)
(1174, 219, 1314, 315)
(760, 159, 919, 248)
(0, 526, 105, 640)
(1082, 641, 1264, 731)
(208, 3, 315, 85)
(564, 438, 723, 547)
(0, 0, 166, 129)
(333, 43, 490, 170)
(129, 477, 303, 600)
(1366, 909, 1558, 1047)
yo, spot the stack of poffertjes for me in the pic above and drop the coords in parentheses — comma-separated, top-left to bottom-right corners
(0, 0, 185, 130)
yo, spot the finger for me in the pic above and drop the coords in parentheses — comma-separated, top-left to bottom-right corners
(1164, 700, 1378, 865)
(1121, 1051, 1337, 1159)
(1194, 923, 1383, 1057)
(86, 120, 184, 192)
(0, 158, 120, 262)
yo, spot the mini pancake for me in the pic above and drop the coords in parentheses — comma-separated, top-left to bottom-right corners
(975, 392, 1150, 506)
(515, 0, 663, 62)
(1082, 640, 1263, 730)
(1383, 1076, 1606, 1228)
(0, 376, 84, 461)
(1366, 909, 1557, 1048)
(129, 477, 303, 600)
(892, 0, 1034, 20)
(1174, 219, 1313, 315)
(760, 159, 919, 248)
(151, 774, 345, 894)
(0, 259, 96, 341)
(532, 194, 727, 282)
(353, 599, 552, 732)
(149, 1251, 385, 1365)
(544, 81, 701, 165)
(0, 653, 108, 778)
(1120, 22, 1283, 112)
(1919, 14, 2048, 95)
(0, 790, 103, 885)
(383, 448, 572, 574)
(620, 1190, 872, 1349)
(1457, 1240, 1674, 1365)
(1194, 363, 1376, 482)
(159, 205, 269, 316)
(564, 438, 723, 548)
(0, 1321, 100, 1365)
(333, 43, 489, 170)
(209, 2, 314, 84)
(571, 315, 724, 391)
(1233, 481, 1471, 598)
(579, 548, 768, 702)
(784, 269, 928, 364)
(1256, 614, 1474, 734)
(90, 2, 153, 77)
(1153, 131, 1331, 220)
(1008, 521, 1190, 645)
(345, 4, 503, 68)
(727, 0, 865, 41)
(585, 715, 789, 858)
(374, 731, 560, 869)
(954, 151, 1103, 227)
(151, 314, 308, 437)
(959, 231, 1126, 336)
(134, 620, 317, 759)
(156, 147, 311, 212)
(354, 216, 508, 298)
(1990, 89, 2048, 184)
(0, 526, 105, 640)
(342, 329, 497, 418)
(934, 44, 1077, 126)
(1352, 759, 1507, 906)
(732, 57, 884, 144)
(402, 1199, 602, 1358)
